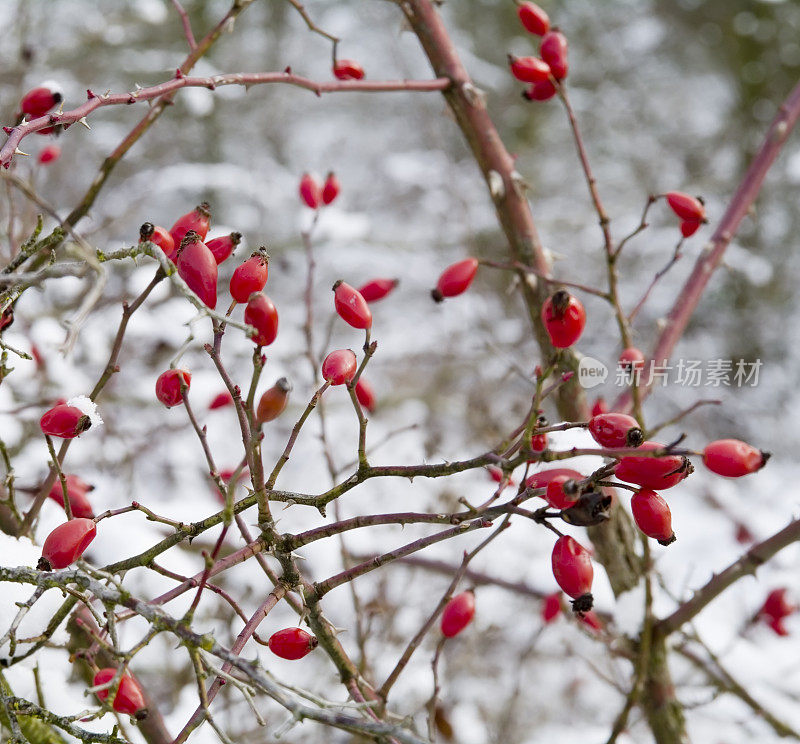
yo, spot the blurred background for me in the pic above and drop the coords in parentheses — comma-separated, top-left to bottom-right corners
(1, 1, 800, 743)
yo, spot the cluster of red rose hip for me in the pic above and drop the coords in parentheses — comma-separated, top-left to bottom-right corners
(508, 1, 568, 101)
(28, 189, 769, 697)
(32, 176, 412, 680)
(428, 241, 766, 623)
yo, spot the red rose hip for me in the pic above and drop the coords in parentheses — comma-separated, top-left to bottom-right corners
(666, 191, 706, 222)
(545, 475, 580, 510)
(208, 391, 233, 410)
(588, 413, 644, 448)
(768, 617, 789, 636)
(441, 590, 476, 638)
(523, 79, 557, 101)
(530, 433, 548, 453)
(268, 628, 318, 660)
(230, 248, 269, 303)
(48, 474, 95, 519)
(333, 59, 365, 80)
(517, 2, 550, 35)
(680, 220, 702, 238)
(244, 293, 279, 346)
(40, 404, 92, 439)
(579, 610, 603, 633)
(39, 518, 97, 570)
(508, 55, 552, 84)
(19, 86, 62, 118)
(355, 376, 376, 412)
(93, 668, 147, 718)
(0, 307, 14, 333)
(551, 535, 593, 610)
(525, 468, 583, 491)
(615, 441, 692, 490)
(156, 369, 192, 408)
(38, 145, 61, 164)
(333, 280, 372, 329)
(541, 591, 562, 623)
(170, 202, 211, 248)
(540, 30, 569, 80)
(591, 398, 609, 417)
(703, 439, 768, 477)
(206, 232, 242, 264)
(432, 258, 479, 302)
(139, 222, 177, 262)
(155, 369, 191, 408)
(177, 231, 218, 309)
(358, 277, 399, 303)
(299, 173, 321, 208)
(322, 172, 340, 205)
(759, 588, 796, 622)
(542, 290, 586, 348)
(487, 465, 514, 487)
(322, 349, 357, 385)
(630, 489, 675, 545)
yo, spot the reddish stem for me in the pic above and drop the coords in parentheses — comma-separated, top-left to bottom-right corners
(1, 75, 450, 167)
(615, 78, 800, 411)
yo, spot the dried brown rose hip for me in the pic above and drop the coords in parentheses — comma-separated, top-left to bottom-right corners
(257, 378, 292, 423)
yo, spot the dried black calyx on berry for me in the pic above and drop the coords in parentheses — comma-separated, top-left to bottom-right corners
(177, 230, 201, 258)
(562, 479, 580, 497)
(139, 222, 154, 241)
(551, 288, 571, 316)
(571, 593, 593, 613)
(560, 490, 612, 527)
(626, 427, 645, 448)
